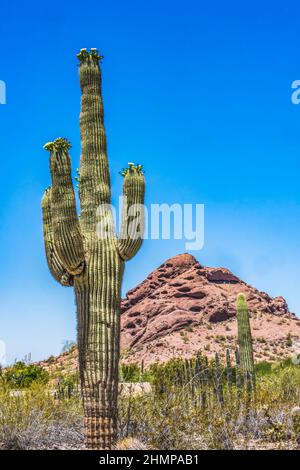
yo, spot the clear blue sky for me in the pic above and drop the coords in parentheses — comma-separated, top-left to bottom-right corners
(1, 0, 300, 364)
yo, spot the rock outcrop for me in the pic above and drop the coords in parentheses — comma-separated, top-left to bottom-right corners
(120, 254, 300, 365)
(38, 254, 300, 373)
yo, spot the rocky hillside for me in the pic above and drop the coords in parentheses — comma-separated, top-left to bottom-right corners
(39, 253, 300, 375)
(120, 253, 300, 366)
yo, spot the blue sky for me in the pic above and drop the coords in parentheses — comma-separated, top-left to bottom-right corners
(1, 0, 300, 364)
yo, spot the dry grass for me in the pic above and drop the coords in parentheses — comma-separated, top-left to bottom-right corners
(117, 364, 300, 450)
(0, 383, 83, 449)
(0, 362, 300, 450)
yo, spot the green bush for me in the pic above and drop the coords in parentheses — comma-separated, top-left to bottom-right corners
(256, 361, 273, 377)
(120, 364, 140, 383)
(2, 362, 49, 389)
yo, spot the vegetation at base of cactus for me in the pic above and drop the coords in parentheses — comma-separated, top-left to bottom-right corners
(236, 293, 256, 387)
(1, 355, 300, 449)
(41, 49, 145, 449)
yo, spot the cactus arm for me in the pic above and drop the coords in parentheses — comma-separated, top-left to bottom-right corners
(45, 138, 85, 275)
(41, 188, 73, 286)
(77, 49, 111, 232)
(117, 166, 145, 260)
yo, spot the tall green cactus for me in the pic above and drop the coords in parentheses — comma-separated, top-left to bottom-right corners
(236, 293, 255, 386)
(41, 49, 145, 449)
(226, 348, 233, 397)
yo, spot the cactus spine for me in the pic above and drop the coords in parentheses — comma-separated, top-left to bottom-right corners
(41, 49, 145, 449)
(236, 293, 255, 386)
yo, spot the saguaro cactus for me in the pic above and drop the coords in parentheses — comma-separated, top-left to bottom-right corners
(236, 293, 255, 386)
(41, 49, 145, 449)
(226, 349, 233, 396)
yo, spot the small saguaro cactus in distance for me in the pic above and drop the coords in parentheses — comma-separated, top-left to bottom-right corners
(236, 293, 255, 387)
(226, 348, 233, 396)
(213, 352, 224, 405)
(41, 48, 145, 449)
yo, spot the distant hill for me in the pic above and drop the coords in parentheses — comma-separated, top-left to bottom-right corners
(38, 253, 300, 375)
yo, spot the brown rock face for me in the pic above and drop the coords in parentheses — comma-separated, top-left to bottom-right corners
(121, 254, 300, 366)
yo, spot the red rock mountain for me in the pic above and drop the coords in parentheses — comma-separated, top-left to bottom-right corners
(38, 253, 300, 375)
(120, 253, 300, 366)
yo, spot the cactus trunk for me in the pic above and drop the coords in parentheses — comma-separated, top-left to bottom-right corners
(42, 49, 145, 449)
(236, 293, 255, 387)
(74, 240, 124, 449)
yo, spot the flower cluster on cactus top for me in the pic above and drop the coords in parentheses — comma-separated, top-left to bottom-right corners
(43, 138, 72, 152)
(77, 48, 104, 63)
(120, 162, 144, 177)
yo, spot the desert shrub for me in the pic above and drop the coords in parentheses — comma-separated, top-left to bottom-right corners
(118, 390, 207, 449)
(120, 364, 140, 383)
(55, 373, 79, 399)
(1, 356, 300, 450)
(256, 361, 273, 376)
(2, 362, 49, 389)
(0, 382, 83, 450)
(120, 363, 152, 383)
(118, 383, 256, 449)
(149, 356, 233, 396)
(286, 333, 293, 347)
(117, 380, 296, 450)
(46, 355, 55, 364)
(117, 357, 300, 450)
(61, 340, 77, 354)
